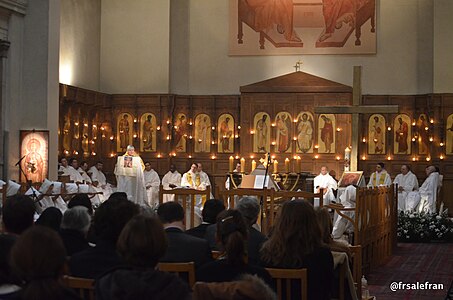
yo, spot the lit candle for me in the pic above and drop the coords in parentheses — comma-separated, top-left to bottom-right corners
(345, 147, 351, 172)
(229, 156, 234, 173)
(240, 157, 245, 173)
(285, 158, 290, 173)
(297, 156, 301, 173)
(273, 160, 278, 174)
(251, 160, 256, 172)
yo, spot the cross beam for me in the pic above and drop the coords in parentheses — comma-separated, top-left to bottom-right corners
(314, 66, 399, 171)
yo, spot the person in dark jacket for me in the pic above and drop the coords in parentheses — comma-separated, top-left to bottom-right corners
(35, 207, 62, 232)
(186, 199, 225, 239)
(96, 215, 190, 300)
(59, 206, 91, 256)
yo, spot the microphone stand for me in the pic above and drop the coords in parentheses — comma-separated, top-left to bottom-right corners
(260, 153, 272, 227)
(16, 157, 40, 204)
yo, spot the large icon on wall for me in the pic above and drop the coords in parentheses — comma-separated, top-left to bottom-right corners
(393, 114, 411, 155)
(195, 114, 212, 153)
(117, 113, 133, 152)
(174, 113, 187, 153)
(218, 114, 234, 153)
(253, 112, 270, 153)
(417, 114, 429, 155)
(140, 113, 157, 152)
(275, 111, 292, 153)
(20, 130, 49, 183)
(318, 114, 335, 154)
(368, 114, 385, 154)
(296, 112, 314, 154)
(446, 114, 453, 155)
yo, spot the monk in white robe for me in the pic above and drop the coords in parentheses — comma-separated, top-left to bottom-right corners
(367, 162, 392, 187)
(332, 184, 356, 240)
(393, 165, 419, 211)
(314, 166, 337, 206)
(114, 145, 148, 207)
(161, 164, 182, 203)
(58, 158, 70, 175)
(77, 161, 92, 184)
(406, 166, 439, 213)
(144, 162, 160, 208)
(66, 159, 85, 183)
(89, 162, 113, 203)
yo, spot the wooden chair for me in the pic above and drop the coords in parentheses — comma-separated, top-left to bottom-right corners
(158, 262, 196, 287)
(265, 268, 307, 300)
(62, 275, 95, 300)
(211, 250, 222, 260)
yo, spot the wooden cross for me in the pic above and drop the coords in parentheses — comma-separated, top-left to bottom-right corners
(293, 60, 303, 72)
(314, 66, 399, 171)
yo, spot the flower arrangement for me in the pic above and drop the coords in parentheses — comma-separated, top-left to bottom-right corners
(397, 210, 453, 242)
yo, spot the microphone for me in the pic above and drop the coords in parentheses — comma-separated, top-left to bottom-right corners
(15, 155, 26, 166)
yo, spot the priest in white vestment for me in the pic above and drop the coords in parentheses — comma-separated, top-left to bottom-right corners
(393, 165, 419, 211)
(143, 162, 160, 208)
(332, 185, 356, 240)
(367, 162, 392, 187)
(406, 165, 439, 213)
(161, 164, 182, 203)
(181, 163, 205, 225)
(66, 158, 85, 183)
(89, 162, 113, 203)
(114, 145, 148, 207)
(314, 166, 337, 206)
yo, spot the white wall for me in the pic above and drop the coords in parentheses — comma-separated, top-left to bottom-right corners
(100, 0, 170, 94)
(60, 0, 101, 90)
(434, 0, 453, 93)
(170, 0, 436, 95)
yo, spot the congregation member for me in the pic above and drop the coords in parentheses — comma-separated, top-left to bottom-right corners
(95, 215, 191, 300)
(367, 162, 392, 187)
(332, 185, 357, 240)
(59, 206, 91, 256)
(0, 233, 20, 298)
(406, 165, 440, 213)
(69, 193, 140, 278)
(10, 226, 80, 300)
(35, 207, 62, 232)
(260, 200, 334, 300)
(196, 209, 272, 286)
(157, 201, 212, 268)
(89, 161, 113, 202)
(236, 197, 266, 265)
(143, 161, 160, 207)
(313, 166, 338, 205)
(393, 165, 419, 211)
(315, 207, 351, 258)
(161, 164, 182, 202)
(78, 161, 92, 184)
(186, 199, 225, 239)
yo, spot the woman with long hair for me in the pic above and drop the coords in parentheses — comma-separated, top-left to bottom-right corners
(260, 200, 334, 300)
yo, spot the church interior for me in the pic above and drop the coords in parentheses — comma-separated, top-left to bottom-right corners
(1, 0, 453, 299)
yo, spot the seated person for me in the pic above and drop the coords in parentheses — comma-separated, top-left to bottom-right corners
(59, 206, 91, 256)
(314, 166, 338, 205)
(367, 162, 392, 187)
(332, 185, 356, 240)
(157, 202, 212, 268)
(315, 207, 351, 259)
(406, 165, 439, 213)
(393, 165, 419, 211)
(2, 195, 35, 236)
(35, 207, 62, 232)
(186, 199, 225, 239)
(260, 200, 334, 300)
(196, 209, 272, 287)
(0, 234, 21, 298)
(69, 193, 140, 278)
(95, 215, 191, 300)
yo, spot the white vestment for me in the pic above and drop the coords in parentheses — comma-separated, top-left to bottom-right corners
(406, 172, 439, 213)
(393, 171, 419, 211)
(58, 165, 70, 175)
(181, 170, 206, 226)
(367, 171, 392, 187)
(313, 173, 337, 205)
(66, 166, 85, 183)
(77, 167, 92, 184)
(114, 156, 148, 207)
(89, 166, 113, 202)
(36, 179, 67, 213)
(332, 185, 356, 240)
(144, 169, 160, 207)
(161, 171, 182, 202)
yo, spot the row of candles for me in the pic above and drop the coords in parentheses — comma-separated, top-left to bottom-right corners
(229, 156, 302, 174)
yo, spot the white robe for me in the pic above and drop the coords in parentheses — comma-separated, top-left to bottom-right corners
(393, 171, 419, 211)
(332, 185, 356, 240)
(77, 167, 92, 184)
(114, 156, 148, 207)
(58, 165, 70, 175)
(406, 172, 439, 213)
(161, 171, 182, 203)
(181, 170, 205, 226)
(144, 169, 160, 207)
(89, 166, 113, 203)
(66, 166, 84, 183)
(313, 173, 337, 205)
(367, 171, 392, 187)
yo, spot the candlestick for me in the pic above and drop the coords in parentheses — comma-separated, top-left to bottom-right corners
(229, 156, 234, 173)
(240, 157, 245, 173)
(273, 160, 278, 174)
(345, 147, 351, 172)
(285, 158, 290, 173)
(251, 160, 256, 172)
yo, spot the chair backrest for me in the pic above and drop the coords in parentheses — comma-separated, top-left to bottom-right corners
(211, 250, 222, 260)
(158, 261, 196, 287)
(62, 275, 95, 300)
(265, 268, 307, 300)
